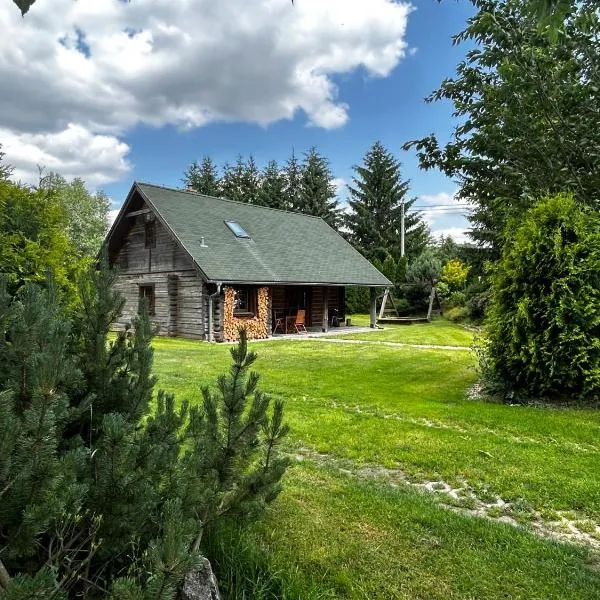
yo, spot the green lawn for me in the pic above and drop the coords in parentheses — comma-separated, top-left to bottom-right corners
(334, 314, 475, 346)
(152, 327, 600, 599)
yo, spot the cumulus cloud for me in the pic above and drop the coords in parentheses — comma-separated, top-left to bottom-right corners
(2, 124, 131, 187)
(108, 208, 120, 226)
(0, 0, 412, 184)
(432, 227, 471, 245)
(416, 190, 473, 243)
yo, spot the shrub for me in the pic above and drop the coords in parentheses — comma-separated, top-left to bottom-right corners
(405, 249, 441, 287)
(446, 306, 469, 322)
(463, 279, 491, 322)
(0, 265, 289, 597)
(345, 286, 371, 314)
(441, 258, 470, 291)
(435, 280, 450, 300)
(448, 290, 467, 307)
(482, 193, 600, 401)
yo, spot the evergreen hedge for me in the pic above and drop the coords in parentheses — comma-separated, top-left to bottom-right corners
(482, 193, 600, 401)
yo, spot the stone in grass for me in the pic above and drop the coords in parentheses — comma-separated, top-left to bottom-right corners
(180, 558, 222, 600)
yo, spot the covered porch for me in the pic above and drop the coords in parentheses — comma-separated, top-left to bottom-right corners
(269, 285, 379, 335)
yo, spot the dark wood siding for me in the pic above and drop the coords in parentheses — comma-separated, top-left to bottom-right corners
(311, 286, 342, 328)
(112, 210, 205, 338)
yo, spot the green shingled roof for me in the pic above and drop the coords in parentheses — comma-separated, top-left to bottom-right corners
(135, 182, 391, 287)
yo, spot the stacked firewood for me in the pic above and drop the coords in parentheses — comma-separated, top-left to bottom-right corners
(223, 286, 270, 341)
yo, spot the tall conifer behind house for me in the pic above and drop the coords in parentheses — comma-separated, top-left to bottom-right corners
(184, 156, 221, 196)
(257, 160, 287, 209)
(297, 148, 340, 228)
(221, 156, 246, 203)
(284, 150, 302, 211)
(346, 141, 429, 263)
(242, 155, 261, 205)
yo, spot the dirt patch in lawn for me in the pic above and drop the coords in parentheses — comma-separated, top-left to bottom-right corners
(295, 448, 600, 552)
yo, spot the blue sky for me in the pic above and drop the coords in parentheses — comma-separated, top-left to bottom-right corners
(1, 0, 476, 240)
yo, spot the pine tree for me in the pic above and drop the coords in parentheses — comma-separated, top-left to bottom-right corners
(221, 156, 246, 203)
(346, 141, 429, 263)
(183, 157, 221, 196)
(256, 160, 287, 209)
(242, 156, 260, 204)
(0, 264, 290, 598)
(283, 150, 302, 211)
(297, 148, 340, 228)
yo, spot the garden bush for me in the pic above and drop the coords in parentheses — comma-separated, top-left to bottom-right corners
(0, 265, 289, 598)
(345, 286, 371, 314)
(482, 193, 600, 401)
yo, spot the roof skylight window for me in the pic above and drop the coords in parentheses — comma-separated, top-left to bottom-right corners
(224, 220, 250, 238)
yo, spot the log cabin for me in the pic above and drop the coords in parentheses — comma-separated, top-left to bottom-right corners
(105, 182, 391, 341)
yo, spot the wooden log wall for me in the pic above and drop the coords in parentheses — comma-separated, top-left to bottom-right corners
(114, 213, 191, 273)
(222, 286, 270, 341)
(311, 287, 341, 327)
(271, 286, 286, 313)
(202, 284, 223, 342)
(112, 212, 206, 338)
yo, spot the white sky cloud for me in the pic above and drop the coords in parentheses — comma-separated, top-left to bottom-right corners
(0, 0, 412, 185)
(416, 190, 474, 244)
(108, 208, 120, 226)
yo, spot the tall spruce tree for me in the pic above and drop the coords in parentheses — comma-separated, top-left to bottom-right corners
(283, 150, 302, 211)
(256, 160, 287, 209)
(242, 155, 260, 204)
(221, 156, 246, 203)
(346, 142, 429, 263)
(297, 148, 340, 228)
(183, 156, 221, 196)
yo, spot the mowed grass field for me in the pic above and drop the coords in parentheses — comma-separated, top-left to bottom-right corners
(151, 319, 600, 599)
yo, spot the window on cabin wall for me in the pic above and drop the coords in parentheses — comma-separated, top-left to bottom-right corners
(233, 286, 258, 316)
(139, 284, 156, 316)
(145, 220, 156, 248)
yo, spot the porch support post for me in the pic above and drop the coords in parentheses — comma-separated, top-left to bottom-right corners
(370, 287, 377, 328)
(322, 286, 329, 333)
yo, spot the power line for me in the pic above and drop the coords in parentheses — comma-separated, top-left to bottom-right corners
(411, 204, 475, 210)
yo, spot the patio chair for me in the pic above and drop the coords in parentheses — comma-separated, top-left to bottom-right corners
(294, 309, 308, 334)
(273, 311, 285, 334)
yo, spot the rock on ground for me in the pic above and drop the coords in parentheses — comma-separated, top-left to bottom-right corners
(180, 558, 221, 600)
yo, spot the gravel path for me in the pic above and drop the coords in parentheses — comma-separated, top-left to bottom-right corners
(307, 337, 471, 351)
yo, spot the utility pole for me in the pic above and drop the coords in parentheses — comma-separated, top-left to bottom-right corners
(400, 201, 405, 258)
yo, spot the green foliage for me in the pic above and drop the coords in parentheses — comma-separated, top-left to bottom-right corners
(241, 156, 260, 205)
(0, 144, 13, 182)
(464, 280, 491, 321)
(345, 287, 371, 314)
(297, 148, 340, 228)
(482, 193, 600, 400)
(283, 150, 302, 211)
(445, 305, 469, 322)
(346, 141, 429, 262)
(405, 249, 441, 287)
(0, 265, 289, 597)
(220, 155, 261, 205)
(183, 156, 221, 196)
(0, 178, 78, 297)
(39, 172, 110, 258)
(407, 0, 600, 252)
(441, 259, 470, 291)
(221, 156, 247, 203)
(256, 160, 287, 209)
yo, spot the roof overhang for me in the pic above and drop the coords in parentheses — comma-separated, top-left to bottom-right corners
(210, 280, 388, 287)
